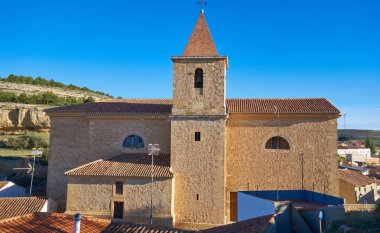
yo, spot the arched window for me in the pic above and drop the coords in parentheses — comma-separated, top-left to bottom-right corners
(265, 136, 290, 150)
(194, 68, 203, 88)
(123, 135, 144, 148)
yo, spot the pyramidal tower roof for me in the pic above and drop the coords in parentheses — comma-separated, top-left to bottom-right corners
(182, 10, 218, 56)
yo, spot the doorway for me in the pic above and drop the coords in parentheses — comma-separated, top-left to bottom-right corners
(113, 201, 124, 219)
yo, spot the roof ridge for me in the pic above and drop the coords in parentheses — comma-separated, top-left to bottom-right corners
(227, 97, 326, 100)
(64, 158, 104, 175)
(0, 196, 47, 200)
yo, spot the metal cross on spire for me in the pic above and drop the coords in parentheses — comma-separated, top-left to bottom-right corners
(197, 0, 207, 11)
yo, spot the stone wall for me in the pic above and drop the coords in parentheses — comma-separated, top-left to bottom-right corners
(172, 58, 227, 115)
(47, 115, 171, 211)
(47, 117, 90, 211)
(88, 118, 171, 158)
(66, 176, 172, 225)
(171, 117, 226, 228)
(66, 176, 113, 216)
(225, 117, 339, 221)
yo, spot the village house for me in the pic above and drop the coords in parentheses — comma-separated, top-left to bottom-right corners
(0, 196, 49, 219)
(45, 11, 341, 230)
(338, 169, 379, 204)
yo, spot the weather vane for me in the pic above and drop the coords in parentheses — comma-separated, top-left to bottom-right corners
(197, 0, 207, 11)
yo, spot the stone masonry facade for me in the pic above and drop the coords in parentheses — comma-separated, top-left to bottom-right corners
(47, 116, 171, 211)
(46, 11, 341, 230)
(66, 176, 172, 225)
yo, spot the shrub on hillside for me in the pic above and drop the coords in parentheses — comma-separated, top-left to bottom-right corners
(0, 91, 95, 106)
(5, 135, 48, 150)
(28, 134, 48, 149)
(42, 149, 49, 162)
(6, 137, 29, 149)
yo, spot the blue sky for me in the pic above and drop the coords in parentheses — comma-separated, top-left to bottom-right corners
(0, 0, 379, 129)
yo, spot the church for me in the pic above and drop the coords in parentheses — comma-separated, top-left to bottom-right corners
(46, 11, 341, 230)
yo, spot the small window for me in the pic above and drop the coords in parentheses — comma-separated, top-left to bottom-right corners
(123, 135, 144, 148)
(195, 132, 201, 141)
(194, 68, 203, 89)
(115, 181, 123, 195)
(265, 136, 290, 150)
(196, 194, 199, 200)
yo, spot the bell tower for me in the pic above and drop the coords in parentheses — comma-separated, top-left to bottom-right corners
(170, 10, 228, 228)
(171, 10, 228, 116)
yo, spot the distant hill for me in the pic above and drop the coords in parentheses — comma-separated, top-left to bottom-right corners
(338, 129, 380, 144)
(0, 74, 113, 130)
(0, 75, 113, 106)
(1, 74, 112, 98)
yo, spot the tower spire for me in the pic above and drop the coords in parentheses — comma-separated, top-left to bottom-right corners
(182, 11, 218, 56)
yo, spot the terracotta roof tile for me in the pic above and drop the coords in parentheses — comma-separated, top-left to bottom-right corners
(0, 213, 110, 233)
(198, 215, 275, 233)
(46, 98, 340, 115)
(0, 213, 190, 233)
(0, 197, 47, 219)
(45, 99, 172, 115)
(226, 98, 340, 114)
(102, 222, 191, 233)
(0, 181, 11, 190)
(65, 153, 172, 178)
(338, 169, 376, 187)
(182, 12, 218, 56)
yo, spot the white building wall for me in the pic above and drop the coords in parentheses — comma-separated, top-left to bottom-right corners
(0, 182, 26, 197)
(338, 148, 371, 160)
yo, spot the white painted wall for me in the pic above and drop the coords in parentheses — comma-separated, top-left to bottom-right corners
(0, 181, 25, 197)
(237, 192, 275, 221)
(338, 148, 372, 160)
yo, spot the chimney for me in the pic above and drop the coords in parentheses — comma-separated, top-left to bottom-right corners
(74, 213, 81, 233)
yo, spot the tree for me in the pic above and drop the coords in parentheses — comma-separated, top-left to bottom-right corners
(28, 134, 48, 149)
(365, 137, 377, 155)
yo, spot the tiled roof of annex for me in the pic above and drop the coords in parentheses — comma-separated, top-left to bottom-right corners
(46, 98, 340, 115)
(0, 212, 190, 233)
(0, 197, 47, 219)
(65, 153, 172, 178)
(338, 169, 377, 187)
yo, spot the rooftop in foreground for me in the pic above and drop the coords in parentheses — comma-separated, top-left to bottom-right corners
(0, 213, 190, 233)
(0, 197, 47, 219)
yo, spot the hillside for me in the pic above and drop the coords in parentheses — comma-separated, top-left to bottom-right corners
(0, 74, 112, 101)
(338, 129, 380, 144)
(0, 75, 113, 131)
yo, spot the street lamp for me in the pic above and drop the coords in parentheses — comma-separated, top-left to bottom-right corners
(148, 144, 160, 225)
(30, 148, 42, 196)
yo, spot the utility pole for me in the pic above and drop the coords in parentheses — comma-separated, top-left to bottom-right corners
(300, 153, 304, 190)
(30, 148, 42, 196)
(274, 106, 280, 201)
(148, 144, 160, 225)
